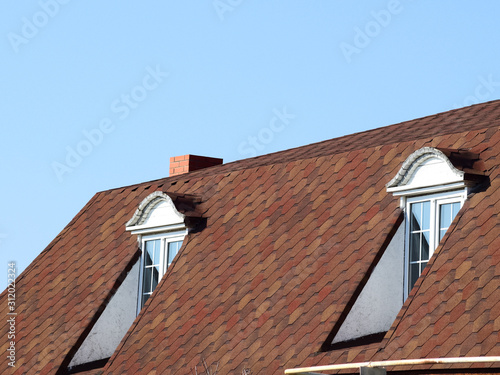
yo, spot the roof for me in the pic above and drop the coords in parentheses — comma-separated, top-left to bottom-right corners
(2, 100, 500, 374)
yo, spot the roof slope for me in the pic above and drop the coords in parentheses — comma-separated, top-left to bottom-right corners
(372, 133, 500, 370)
(1, 100, 500, 374)
(297, 111, 500, 373)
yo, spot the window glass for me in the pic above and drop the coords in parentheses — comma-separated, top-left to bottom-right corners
(409, 202, 431, 278)
(152, 266, 159, 290)
(410, 202, 422, 231)
(145, 241, 154, 266)
(142, 239, 162, 307)
(140, 236, 184, 309)
(407, 195, 462, 295)
(421, 231, 430, 260)
(409, 263, 419, 291)
(153, 241, 160, 264)
(422, 201, 430, 230)
(439, 202, 461, 241)
(410, 231, 420, 262)
(143, 268, 152, 294)
(167, 240, 182, 267)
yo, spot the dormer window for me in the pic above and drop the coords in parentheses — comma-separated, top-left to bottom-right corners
(140, 233, 185, 307)
(325, 148, 486, 347)
(405, 191, 465, 294)
(126, 191, 203, 313)
(387, 147, 484, 298)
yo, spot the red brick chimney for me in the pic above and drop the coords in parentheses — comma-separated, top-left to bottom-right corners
(169, 155, 223, 176)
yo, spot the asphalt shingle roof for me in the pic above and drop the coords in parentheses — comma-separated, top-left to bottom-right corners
(1, 100, 500, 374)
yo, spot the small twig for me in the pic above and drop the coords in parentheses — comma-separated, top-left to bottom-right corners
(202, 358, 210, 373)
(193, 358, 220, 375)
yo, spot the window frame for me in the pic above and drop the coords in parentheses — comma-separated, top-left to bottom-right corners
(136, 229, 187, 314)
(403, 189, 466, 299)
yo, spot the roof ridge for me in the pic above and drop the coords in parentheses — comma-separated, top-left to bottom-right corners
(97, 100, 500, 194)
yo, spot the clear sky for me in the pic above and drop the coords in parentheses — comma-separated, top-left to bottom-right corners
(1, 1, 500, 287)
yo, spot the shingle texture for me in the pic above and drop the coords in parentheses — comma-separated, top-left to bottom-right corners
(1, 100, 500, 374)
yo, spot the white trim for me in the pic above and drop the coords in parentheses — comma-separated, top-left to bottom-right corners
(386, 148, 465, 193)
(389, 181, 466, 197)
(129, 223, 186, 236)
(136, 234, 145, 315)
(284, 356, 500, 374)
(126, 191, 185, 230)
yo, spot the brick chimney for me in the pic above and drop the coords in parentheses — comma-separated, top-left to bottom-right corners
(169, 155, 223, 176)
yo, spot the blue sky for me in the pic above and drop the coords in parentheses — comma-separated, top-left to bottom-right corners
(1, 1, 500, 287)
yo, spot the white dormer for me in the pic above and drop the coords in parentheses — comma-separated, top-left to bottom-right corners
(69, 192, 191, 370)
(126, 191, 186, 235)
(332, 147, 481, 346)
(386, 147, 470, 198)
(387, 147, 473, 297)
(126, 191, 189, 311)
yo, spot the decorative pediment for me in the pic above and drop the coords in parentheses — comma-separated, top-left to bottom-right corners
(126, 192, 186, 234)
(386, 147, 467, 196)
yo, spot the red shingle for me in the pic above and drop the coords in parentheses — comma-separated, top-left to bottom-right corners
(3, 101, 500, 374)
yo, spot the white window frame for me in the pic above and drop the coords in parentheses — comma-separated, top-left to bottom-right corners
(403, 189, 466, 299)
(136, 229, 187, 314)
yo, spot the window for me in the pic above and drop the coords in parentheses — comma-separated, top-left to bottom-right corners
(125, 191, 191, 314)
(140, 232, 185, 308)
(405, 191, 464, 295)
(385, 147, 483, 299)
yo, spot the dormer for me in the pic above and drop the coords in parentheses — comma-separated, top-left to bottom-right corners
(330, 147, 485, 347)
(126, 191, 204, 310)
(386, 147, 482, 198)
(126, 191, 187, 234)
(68, 191, 204, 371)
(387, 147, 485, 297)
